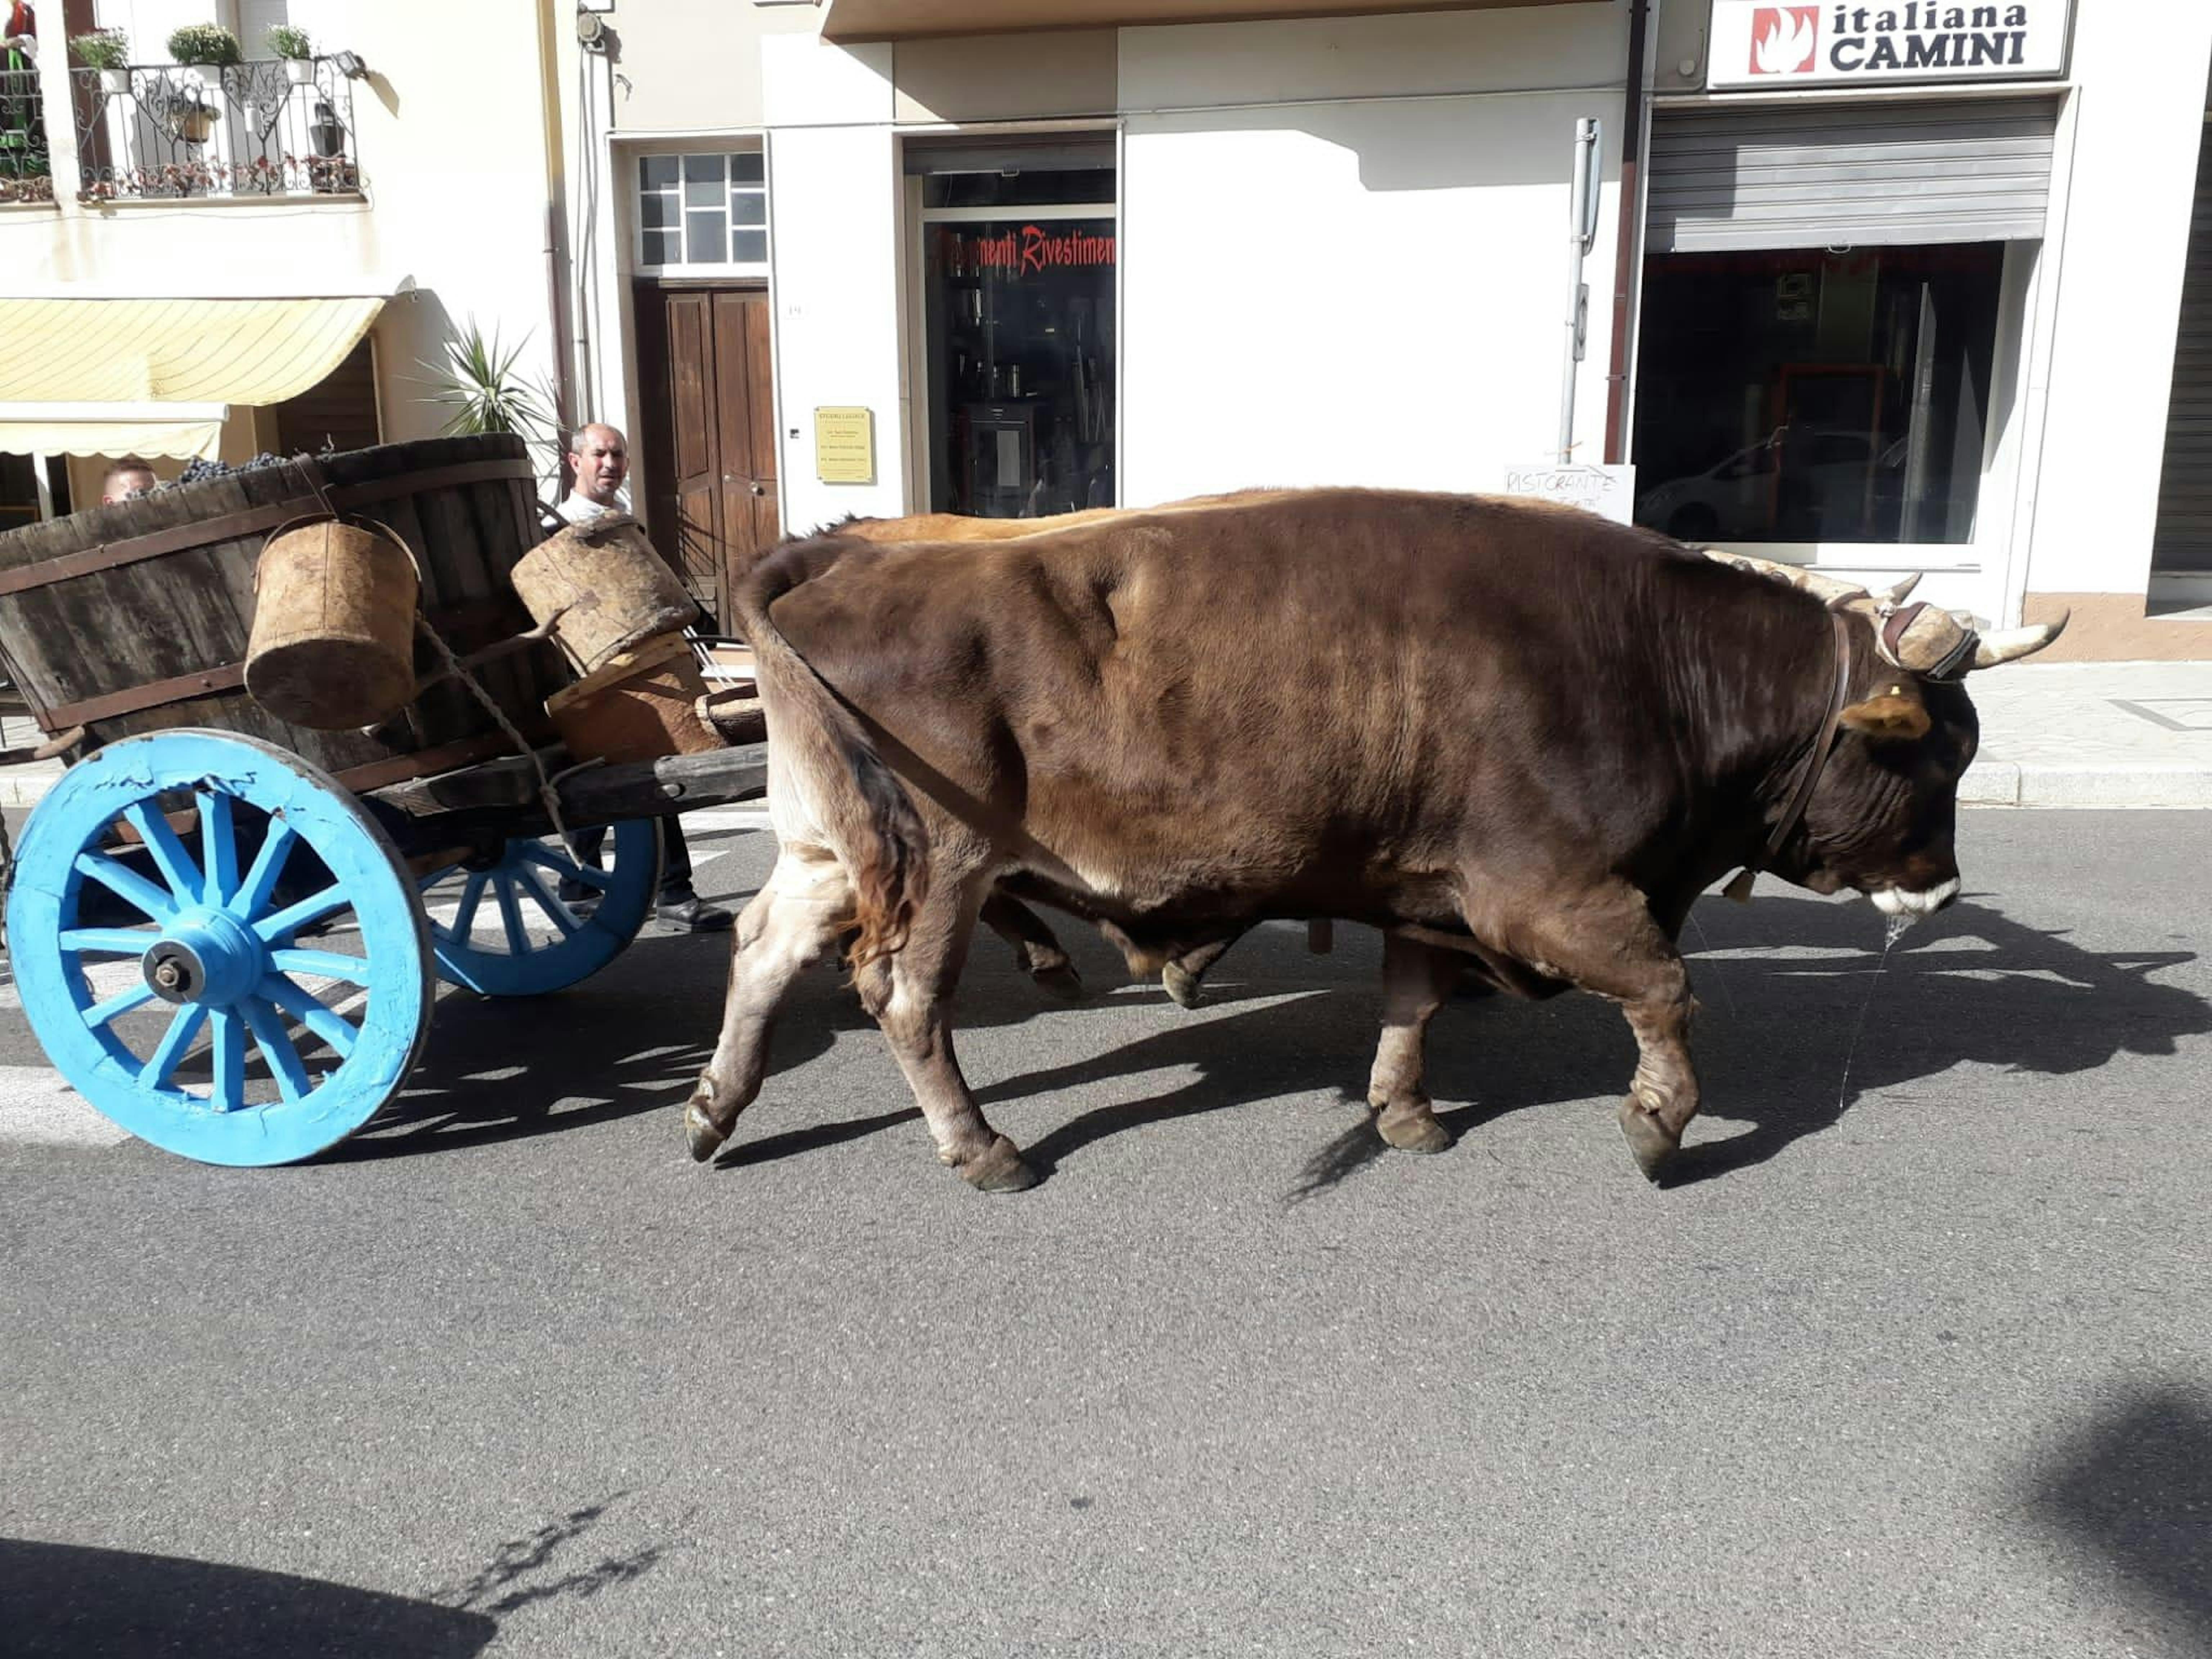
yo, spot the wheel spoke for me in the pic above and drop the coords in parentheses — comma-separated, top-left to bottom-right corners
(209, 1008, 246, 1111)
(519, 839, 610, 889)
(495, 876, 529, 954)
(513, 866, 582, 937)
(268, 948, 372, 985)
(74, 851, 179, 923)
(139, 1002, 210, 1088)
(123, 802, 205, 908)
(417, 863, 464, 892)
(253, 884, 351, 945)
(448, 870, 487, 940)
(235, 817, 298, 920)
(83, 979, 158, 1030)
(59, 927, 156, 956)
(197, 791, 238, 906)
(240, 998, 312, 1104)
(259, 973, 359, 1060)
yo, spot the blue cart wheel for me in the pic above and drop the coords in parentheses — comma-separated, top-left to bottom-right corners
(420, 819, 661, 997)
(5, 730, 433, 1166)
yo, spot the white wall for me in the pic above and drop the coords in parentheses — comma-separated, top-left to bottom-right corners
(762, 36, 906, 534)
(1117, 6, 1627, 504)
(2018, 0, 2212, 595)
(1121, 96, 1619, 503)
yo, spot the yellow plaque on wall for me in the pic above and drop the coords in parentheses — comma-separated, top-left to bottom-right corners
(814, 407, 875, 485)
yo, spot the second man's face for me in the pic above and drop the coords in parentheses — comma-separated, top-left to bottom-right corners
(575, 433, 629, 502)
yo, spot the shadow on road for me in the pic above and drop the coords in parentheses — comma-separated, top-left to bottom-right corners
(0, 1537, 497, 1658)
(435, 1491, 670, 1619)
(343, 888, 2207, 1195)
(2018, 1382, 2212, 1655)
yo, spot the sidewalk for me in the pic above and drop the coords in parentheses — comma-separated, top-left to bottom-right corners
(4, 662, 2211, 809)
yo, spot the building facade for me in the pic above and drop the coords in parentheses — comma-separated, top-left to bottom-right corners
(549, 0, 2212, 659)
(6, 1, 2210, 662)
(0, 0, 582, 520)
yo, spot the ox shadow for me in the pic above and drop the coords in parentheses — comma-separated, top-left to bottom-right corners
(936, 892, 2207, 1194)
(0, 1537, 496, 1659)
(2014, 1381, 2212, 1654)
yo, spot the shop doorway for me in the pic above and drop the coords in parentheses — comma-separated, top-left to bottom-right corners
(909, 136, 1116, 518)
(632, 282, 779, 630)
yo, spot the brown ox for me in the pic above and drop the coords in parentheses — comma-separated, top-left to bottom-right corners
(829, 495, 1286, 1006)
(688, 489, 2059, 1191)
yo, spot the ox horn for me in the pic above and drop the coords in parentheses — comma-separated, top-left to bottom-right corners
(1880, 573, 1923, 606)
(1970, 611, 2068, 670)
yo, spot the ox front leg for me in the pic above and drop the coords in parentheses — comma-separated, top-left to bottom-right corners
(1468, 880, 1699, 1181)
(684, 848, 853, 1163)
(1367, 932, 1463, 1153)
(865, 877, 1037, 1194)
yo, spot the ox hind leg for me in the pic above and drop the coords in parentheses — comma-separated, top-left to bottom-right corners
(979, 892, 1086, 1001)
(1366, 932, 1464, 1152)
(1465, 877, 1697, 1182)
(684, 845, 855, 1162)
(855, 864, 1037, 1194)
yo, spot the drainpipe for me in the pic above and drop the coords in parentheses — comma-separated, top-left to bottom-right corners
(535, 0, 576, 468)
(1602, 0, 1652, 466)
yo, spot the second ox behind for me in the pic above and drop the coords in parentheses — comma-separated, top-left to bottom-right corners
(688, 489, 2060, 1191)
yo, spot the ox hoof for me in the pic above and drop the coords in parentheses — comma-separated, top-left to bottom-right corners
(684, 1097, 730, 1163)
(1376, 1105, 1452, 1154)
(1617, 1099, 1680, 1182)
(957, 1134, 1039, 1194)
(1032, 962, 1087, 1002)
(1162, 962, 1205, 1010)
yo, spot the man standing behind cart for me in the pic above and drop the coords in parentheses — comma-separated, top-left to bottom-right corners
(556, 423, 731, 934)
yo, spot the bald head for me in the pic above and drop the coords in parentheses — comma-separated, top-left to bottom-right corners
(568, 423, 629, 508)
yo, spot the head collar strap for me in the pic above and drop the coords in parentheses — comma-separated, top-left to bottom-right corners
(1723, 610, 1854, 904)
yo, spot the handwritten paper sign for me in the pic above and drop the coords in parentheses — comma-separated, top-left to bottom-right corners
(1501, 462, 1636, 524)
(814, 407, 875, 485)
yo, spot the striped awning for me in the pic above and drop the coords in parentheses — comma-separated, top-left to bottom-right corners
(0, 297, 385, 459)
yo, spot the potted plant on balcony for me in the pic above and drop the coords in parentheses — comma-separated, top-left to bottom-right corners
(70, 28, 133, 95)
(266, 24, 314, 86)
(166, 23, 239, 94)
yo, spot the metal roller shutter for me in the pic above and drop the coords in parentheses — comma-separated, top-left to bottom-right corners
(2153, 127, 2212, 573)
(1649, 99, 2059, 253)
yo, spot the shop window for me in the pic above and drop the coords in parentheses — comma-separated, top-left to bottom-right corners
(916, 148, 1115, 517)
(638, 152, 768, 271)
(1633, 243, 2005, 546)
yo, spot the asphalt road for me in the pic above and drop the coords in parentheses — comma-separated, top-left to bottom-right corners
(2, 807, 2208, 1658)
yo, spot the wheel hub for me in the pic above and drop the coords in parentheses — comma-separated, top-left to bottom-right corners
(143, 909, 265, 1008)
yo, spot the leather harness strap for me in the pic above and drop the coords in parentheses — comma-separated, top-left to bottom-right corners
(1725, 609, 1854, 903)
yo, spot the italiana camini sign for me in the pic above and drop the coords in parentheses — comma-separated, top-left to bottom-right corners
(1708, 2, 2072, 89)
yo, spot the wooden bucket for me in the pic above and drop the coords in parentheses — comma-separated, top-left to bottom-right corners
(545, 634, 720, 765)
(510, 513, 698, 676)
(245, 517, 420, 730)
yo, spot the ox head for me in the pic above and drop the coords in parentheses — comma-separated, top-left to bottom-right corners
(1705, 554, 2066, 920)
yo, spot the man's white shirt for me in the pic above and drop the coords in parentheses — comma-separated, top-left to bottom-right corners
(557, 490, 629, 526)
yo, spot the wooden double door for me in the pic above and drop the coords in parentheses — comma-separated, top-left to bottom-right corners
(634, 282, 779, 631)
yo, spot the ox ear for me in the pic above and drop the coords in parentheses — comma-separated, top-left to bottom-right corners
(1838, 684, 1932, 743)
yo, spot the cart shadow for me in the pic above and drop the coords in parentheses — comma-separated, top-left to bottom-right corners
(721, 894, 2208, 1195)
(0, 1537, 496, 1659)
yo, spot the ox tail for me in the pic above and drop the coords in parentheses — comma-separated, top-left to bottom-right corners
(734, 550, 928, 971)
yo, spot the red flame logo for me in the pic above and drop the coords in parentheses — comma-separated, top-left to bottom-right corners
(1750, 6, 1818, 74)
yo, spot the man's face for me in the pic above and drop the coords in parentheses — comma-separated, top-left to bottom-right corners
(570, 429, 629, 505)
(102, 468, 156, 504)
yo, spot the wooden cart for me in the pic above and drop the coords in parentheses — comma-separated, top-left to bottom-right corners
(0, 435, 766, 1166)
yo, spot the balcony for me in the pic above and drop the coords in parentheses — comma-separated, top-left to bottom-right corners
(69, 60, 358, 202)
(0, 64, 52, 204)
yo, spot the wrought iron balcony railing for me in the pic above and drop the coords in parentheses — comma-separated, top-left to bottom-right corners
(0, 64, 53, 204)
(71, 60, 358, 202)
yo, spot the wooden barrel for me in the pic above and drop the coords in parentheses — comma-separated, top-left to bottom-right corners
(510, 513, 698, 676)
(246, 518, 421, 730)
(0, 436, 571, 786)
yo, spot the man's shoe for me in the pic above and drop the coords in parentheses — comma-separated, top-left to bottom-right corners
(656, 895, 733, 933)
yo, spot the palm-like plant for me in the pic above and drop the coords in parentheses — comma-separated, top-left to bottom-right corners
(419, 322, 559, 443)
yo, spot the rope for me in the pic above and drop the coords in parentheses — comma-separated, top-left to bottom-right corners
(412, 611, 580, 860)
